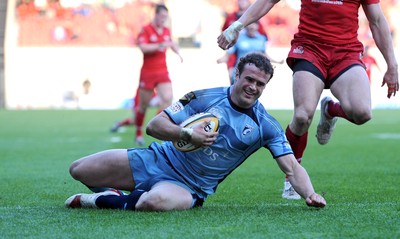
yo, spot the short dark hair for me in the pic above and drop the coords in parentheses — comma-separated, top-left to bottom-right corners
(236, 52, 274, 79)
(155, 4, 168, 14)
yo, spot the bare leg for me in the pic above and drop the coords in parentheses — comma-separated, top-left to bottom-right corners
(136, 182, 193, 211)
(69, 149, 135, 191)
(155, 82, 173, 111)
(330, 66, 372, 125)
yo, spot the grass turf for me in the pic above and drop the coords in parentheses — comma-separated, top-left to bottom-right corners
(0, 109, 399, 239)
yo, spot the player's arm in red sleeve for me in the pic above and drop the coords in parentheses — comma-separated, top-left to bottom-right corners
(137, 27, 162, 54)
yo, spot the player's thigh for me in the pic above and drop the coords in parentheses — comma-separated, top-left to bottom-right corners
(292, 71, 324, 118)
(331, 65, 371, 113)
(70, 149, 134, 188)
(139, 88, 154, 108)
(137, 181, 193, 211)
(156, 82, 173, 102)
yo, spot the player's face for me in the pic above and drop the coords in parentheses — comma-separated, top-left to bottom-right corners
(154, 9, 169, 27)
(246, 23, 258, 37)
(231, 63, 271, 108)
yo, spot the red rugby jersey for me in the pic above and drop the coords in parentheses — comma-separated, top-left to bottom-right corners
(137, 23, 171, 73)
(294, 0, 379, 45)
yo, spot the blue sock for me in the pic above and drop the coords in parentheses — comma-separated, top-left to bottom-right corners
(96, 189, 146, 210)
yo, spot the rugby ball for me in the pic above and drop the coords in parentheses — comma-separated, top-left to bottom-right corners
(173, 112, 219, 152)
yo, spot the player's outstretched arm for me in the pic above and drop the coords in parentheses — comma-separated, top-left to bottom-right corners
(217, 0, 279, 50)
(275, 154, 326, 208)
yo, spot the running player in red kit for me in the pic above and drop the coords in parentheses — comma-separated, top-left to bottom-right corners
(218, 0, 398, 199)
(133, 3, 182, 145)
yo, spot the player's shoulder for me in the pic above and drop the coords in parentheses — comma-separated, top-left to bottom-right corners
(191, 87, 229, 100)
(141, 24, 154, 33)
(254, 103, 280, 125)
(174, 87, 228, 109)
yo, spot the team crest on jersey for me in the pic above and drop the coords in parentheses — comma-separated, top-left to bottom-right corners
(178, 92, 196, 106)
(242, 124, 253, 136)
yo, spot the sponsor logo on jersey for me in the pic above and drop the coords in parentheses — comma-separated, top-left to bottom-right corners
(293, 46, 304, 54)
(209, 107, 223, 119)
(168, 101, 184, 113)
(312, 0, 343, 5)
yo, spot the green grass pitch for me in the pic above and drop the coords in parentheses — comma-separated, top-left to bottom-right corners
(0, 109, 399, 238)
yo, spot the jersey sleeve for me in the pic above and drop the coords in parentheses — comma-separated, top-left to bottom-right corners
(260, 112, 293, 158)
(137, 26, 149, 45)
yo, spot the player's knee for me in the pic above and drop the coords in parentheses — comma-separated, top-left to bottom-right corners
(294, 111, 312, 128)
(136, 192, 167, 211)
(352, 109, 372, 125)
(136, 191, 190, 211)
(69, 160, 83, 180)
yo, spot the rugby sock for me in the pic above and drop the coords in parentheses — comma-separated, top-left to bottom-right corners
(326, 101, 354, 123)
(285, 126, 307, 161)
(96, 194, 127, 209)
(95, 189, 146, 210)
(124, 189, 146, 210)
(119, 118, 133, 126)
(285, 126, 307, 182)
(134, 110, 145, 131)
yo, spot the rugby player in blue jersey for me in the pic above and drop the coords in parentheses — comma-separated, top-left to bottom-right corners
(65, 52, 326, 211)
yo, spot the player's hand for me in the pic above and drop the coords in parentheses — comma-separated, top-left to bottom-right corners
(217, 21, 243, 50)
(178, 54, 183, 63)
(305, 193, 326, 208)
(191, 121, 218, 147)
(381, 68, 399, 98)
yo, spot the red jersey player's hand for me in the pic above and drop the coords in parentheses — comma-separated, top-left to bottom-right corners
(381, 68, 399, 98)
(305, 193, 326, 208)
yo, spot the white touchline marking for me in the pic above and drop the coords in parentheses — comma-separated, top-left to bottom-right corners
(372, 133, 400, 139)
(111, 136, 122, 143)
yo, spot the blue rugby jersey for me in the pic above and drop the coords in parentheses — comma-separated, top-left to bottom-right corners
(151, 86, 293, 197)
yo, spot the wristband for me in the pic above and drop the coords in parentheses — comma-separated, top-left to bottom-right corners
(232, 21, 244, 32)
(180, 128, 193, 142)
(223, 21, 244, 44)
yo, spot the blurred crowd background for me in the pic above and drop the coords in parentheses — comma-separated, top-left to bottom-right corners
(2, 0, 400, 109)
(15, 0, 400, 47)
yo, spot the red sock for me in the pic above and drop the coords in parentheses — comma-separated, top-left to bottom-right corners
(285, 126, 306, 181)
(119, 118, 133, 126)
(285, 126, 307, 163)
(134, 110, 145, 137)
(326, 101, 354, 123)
